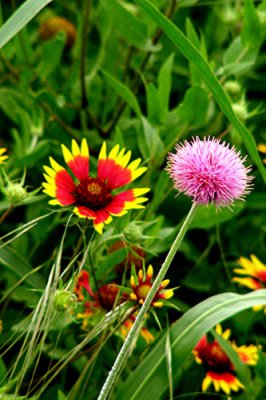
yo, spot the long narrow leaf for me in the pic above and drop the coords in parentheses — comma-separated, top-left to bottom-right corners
(116, 290, 266, 399)
(133, 0, 266, 183)
(0, 0, 53, 48)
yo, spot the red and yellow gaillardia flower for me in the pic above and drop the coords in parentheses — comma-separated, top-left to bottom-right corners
(233, 255, 266, 291)
(43, 139, 149, 233)
(130, 265, 174, 308)
(233, 255, 266, 312)
(121, 314, 154, 344)
(73, 271, 153, 343)
(74, 270, 128, 328)
(193, 324, 259, 395)
(0, 147, 8, 164)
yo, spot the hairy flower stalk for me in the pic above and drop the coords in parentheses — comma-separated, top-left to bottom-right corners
(98, 136, 253, 400)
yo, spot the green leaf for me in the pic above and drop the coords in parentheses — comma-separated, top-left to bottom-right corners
(186, 19, 202, 85)
(158, 54, 174, 116)
(222, 37, 259, 76)
(0, 0, 53, 49)
(189, 202, 245, 229)
(139, 116, 164, 160)
(0, 88, 26, 123)
(96, 247, 128, 279)
(101, 70, 141, 118)
(101, 0, 148, 49)
(0, 243, 45, 289)
(38, 32, 66, 78)
(133, 0, 266, 183)
(116, 290, 266, 400)
(176, 86, 209, 127)
(146, 83, 161, 124)
(242, 0, 261, 48)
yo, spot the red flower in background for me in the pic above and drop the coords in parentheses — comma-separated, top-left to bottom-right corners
(193, 325, 259, 395)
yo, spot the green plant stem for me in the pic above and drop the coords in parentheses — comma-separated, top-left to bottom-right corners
(97, 202, 198, 400)
(80, 0, 92, 110)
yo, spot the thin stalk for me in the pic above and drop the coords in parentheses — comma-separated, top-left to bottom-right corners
(0, 204, 13, 223)
(97, 202, 198, 400)
(80, 0, 92, 110)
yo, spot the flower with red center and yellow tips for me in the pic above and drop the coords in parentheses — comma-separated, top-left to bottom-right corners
(129, 265, 174, 308)
(193, 324, 259, 395)
(42, 139, 149, 234)
(0, 147, 8, 164)
(74, 270, 127, 311)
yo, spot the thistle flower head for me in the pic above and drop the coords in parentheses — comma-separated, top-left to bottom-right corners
(167, 137, 253, 207)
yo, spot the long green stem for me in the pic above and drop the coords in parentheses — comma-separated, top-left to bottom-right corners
(97, 202, 198, 400)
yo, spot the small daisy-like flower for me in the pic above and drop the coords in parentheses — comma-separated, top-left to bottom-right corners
(130, 265, 174, 308)
(233, 255, 266, 312)
(43, 139, 149, 233)
(167, 136, 253, 207)
(0, 147, 8, 164)
(193, 324, 259, 395)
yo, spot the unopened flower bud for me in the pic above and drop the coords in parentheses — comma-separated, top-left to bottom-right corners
(54, 290, 77, 312)
(123, 222, 143, 243)
(224, 80, 241, 96)
(4, 183, 28, 205)
(232, 103, 248, 121)
(39, 16, 77, 47)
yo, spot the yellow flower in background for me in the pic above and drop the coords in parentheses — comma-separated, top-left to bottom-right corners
(0, 147, 8, 164)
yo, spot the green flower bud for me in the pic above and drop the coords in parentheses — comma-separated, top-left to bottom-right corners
(123, 221, 143, 243)
(257, 11, 266, 29)
(222, 8, 239, 25)
(4, 183, 28, 205)
(232, 102, 248, 121)
(224, 81, 241, 96)
(54, 290, 77, 312)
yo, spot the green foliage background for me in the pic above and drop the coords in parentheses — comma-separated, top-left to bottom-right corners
(0, 0, 265, 399)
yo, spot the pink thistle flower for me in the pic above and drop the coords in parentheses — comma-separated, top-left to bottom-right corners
(167, 137, 253, 207)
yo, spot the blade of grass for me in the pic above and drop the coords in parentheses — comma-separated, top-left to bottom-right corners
(0, 0, 53, 49)
(133, 0, 266, 183)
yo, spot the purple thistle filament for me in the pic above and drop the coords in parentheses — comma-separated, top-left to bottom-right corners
(167, 137, 253, 207)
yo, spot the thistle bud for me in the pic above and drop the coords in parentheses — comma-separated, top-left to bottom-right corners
(123, 221, 143, 243)
(4, 183, 28, 205)
(232, 102, 248, 121)
(54, 290, 77, 312)
(224, 80, 241, 96)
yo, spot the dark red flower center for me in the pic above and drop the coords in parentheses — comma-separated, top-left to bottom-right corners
(196, 339, 233, 372)
(74, 177, 112, 210)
